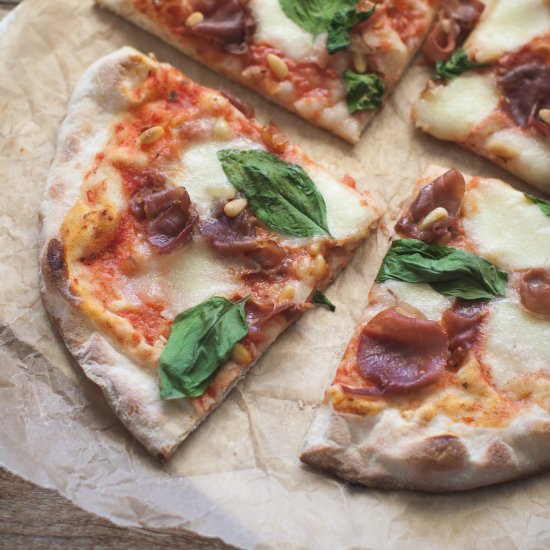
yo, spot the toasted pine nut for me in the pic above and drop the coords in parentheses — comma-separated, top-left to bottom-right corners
(224, 198, 248, 218)
(139, 126, 164, 145)
(441, 18, 452, 33)
(307, 241, 323, 255)
(267, 53, 289, 79)
(295, 257, 311, 279)
(419, 207, 449, 230)
(539, 108, 550, 124)
(312, 254, 327, 278)
(212, 118, 233, 140)
(186, 11, 204, 27)
(232, 343, 252, 365)
(352, 52, 368, 74)
(279, 284, 295, 301)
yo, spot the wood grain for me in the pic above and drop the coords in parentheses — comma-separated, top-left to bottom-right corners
(0, 3, 234, 547)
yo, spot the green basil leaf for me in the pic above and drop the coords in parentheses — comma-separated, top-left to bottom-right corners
(159, 296, 249, 400)
(327, 3, 377, 54)
(525, 193, 550, 216)
(376, 239, 508, 300)
(312, 289, 336, 312)
(217, 149, 331, 238)
(279, 0, 357, 37)
(343, 70, 385, 113)
(434, 47, 488, 80)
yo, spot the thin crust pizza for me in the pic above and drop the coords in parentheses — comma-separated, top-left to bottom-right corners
(95, 0, 436, 143)
(302, 165, 550, 491)
(413, 0, 550, 191)
(39, 47, 381, 459)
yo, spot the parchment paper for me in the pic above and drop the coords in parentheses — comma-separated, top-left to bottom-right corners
(1, 1, 549, 548)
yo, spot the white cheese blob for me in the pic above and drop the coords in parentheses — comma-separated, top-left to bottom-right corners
(483, 299, 550, 390)
(249, 0, 328, 65)
(381, 281, 453, 321)
(462, 178, 550, 270)
(413, 73, 500, 141)
(307, 166, 377, 242)
(486, 129, 550, 193)
(465, 0, 550, 63)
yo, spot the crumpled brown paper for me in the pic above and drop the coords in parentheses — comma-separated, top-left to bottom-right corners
(1, 1, 549, 547)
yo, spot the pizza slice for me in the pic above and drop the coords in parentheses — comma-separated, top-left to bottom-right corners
(40, 47, 381, 459)
(302, 165, 550, 491)
(413, 0, 550, 192)
(95, 0, 436, 143)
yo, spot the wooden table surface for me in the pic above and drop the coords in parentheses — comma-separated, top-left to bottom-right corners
(0, 2, 234, 547)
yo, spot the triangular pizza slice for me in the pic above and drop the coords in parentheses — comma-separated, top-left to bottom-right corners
(40, 47, 381, 459)
(96, 0, 436, 143)
(302, 165, 550, 491)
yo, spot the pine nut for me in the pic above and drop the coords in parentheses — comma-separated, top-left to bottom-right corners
(352, 52, 368, 73)
(295, 257, 311, 280)
(312, 254, 327, 278)
(212, 118, 233, 140)
(232, 343, 252, 365)
(267, 53, 289, 79)
(139, 126, 164, 145)
(307, 241, 323, 255)
(441, 18, 452, 33)
(224, 198, 248, 218)
(279, 284, 295, 301)
(539, 109, 550, 124)
(419, 207, 449, 230)
(186, 11, 204, 27)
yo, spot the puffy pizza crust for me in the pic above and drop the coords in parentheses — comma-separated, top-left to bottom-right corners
(95, 0, 435, 143)
(301, 165, 550, 491)
(40, 47, 380, 459)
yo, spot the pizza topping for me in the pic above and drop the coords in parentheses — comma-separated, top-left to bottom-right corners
(223, 198, 248, 218)
(377, 239, 508, 301)
(496, 63, 550, 135)
(396, 168, 465, 243)
(217, 149, 331, 237)
(424, 0, 484, 62)
(189, 0, 255, 54)
(519, 268, 550, 319)
(325, 2, 377, 55)
(525, 193, 550, 216)
(131, 187, 198, 254)
(312, 289, 336, 312)
(159, 296, 249, 399)
(139, 125, 165, 145)
(220, 90, 255, 119)
(266, 53, 289, 79)
(342, 70, 385, 114)
(434, 47, 487, 80)
(351, 308, 448, 396)
(442, 300, 486, 368)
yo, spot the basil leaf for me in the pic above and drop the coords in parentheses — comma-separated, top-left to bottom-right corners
(376, 239, 508, 300)
(159, 296, 249, 400)
(327, 3, 376, 54)
(218, 149, 331, 238)
(343, 70, 385, 113)
(312, 289, 336, 312)
(525, 193, 550, 216)
(434, 48, 488, 80)
(279, 0, 357, 37)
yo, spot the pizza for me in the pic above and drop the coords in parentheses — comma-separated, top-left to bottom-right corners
(301, 165, 550, 491)
(95, 0, 436, 143)
(413, 0, 550, 191)
(39, 46, 381, 459)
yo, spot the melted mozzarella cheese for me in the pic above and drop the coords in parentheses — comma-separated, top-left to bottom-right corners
(249, 0, 328, 64)
(170, 138, 259, 217)
(307, 167, 377, 242)
(120, 239, 241, 319)
(381, 281, 453, 321)
(462, 178, 550, 270)
(413, 73, 500, 141)
(486, 129, 550, 192)
(483, 299, 550, 390)
(465, 0, 550, 63)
